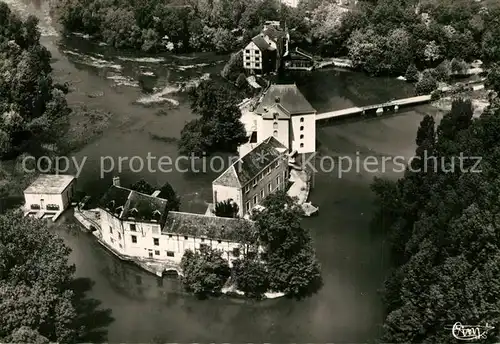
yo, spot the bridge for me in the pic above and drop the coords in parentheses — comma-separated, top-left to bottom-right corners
(316, 95, 431, 123)
(316, 81, 485, 124)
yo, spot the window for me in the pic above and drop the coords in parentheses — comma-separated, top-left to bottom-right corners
(255, 50, 260, 55)
(168, 234, 173, 238)
(118, 232, 121, 240)
(253, 179, 257, 187)
(255, 56, 260, 61)
(218, 240, 222, 244)
(254, 195, 258, 204)
(261, 189, 265, 198)
(267, 167, 271, 175)
(155, 250, 160, 255)
(255, 63, 260, 68)
(200, 243, 208, 250)
(184, 236, 188, 240)
(245, 49, 250, 54)
(300, 126, 304, 131)
(300, 134, 304, 139)
(246, 56, 250, 60)
(277, 176, 281, 185)
(131, 235, 137, 243)
(268, 183, 272, 192)
(110, 238, 114, 244)
(232, 248, 240, 257)
(273, 130, 278, 137)
(284, 170, 287, 180)
(201, 238, 205, 242)
(300, 143, 304, 148)
(148, 251, 153, 258)
(245, 185, 250, 193)
(130, 223, 136, 231)
(119, 244, 122, 249)
(153, 238, 159, 246)
(246, 62, 250, 67)
(109, 226, 113, 233)
(246, 201, 251, 212)
(152, 225, 159, 235)
(300, 117, 304, 122)
(273, 121, 278, 129)
(167, 251, 175, 257)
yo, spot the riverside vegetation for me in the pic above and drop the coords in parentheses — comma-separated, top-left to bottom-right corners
(371, 75, 500, 342)
(180, 191, 322, 299)
(52, 0, 500, 76)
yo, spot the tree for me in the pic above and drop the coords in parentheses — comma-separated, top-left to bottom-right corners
(415, 72, 437, 95)
(214, 199, 238, 218)
(129, 179, 181, 210)
(129, 179, 155, 195)
(404, 64, 419, 82)
(372, 99, 500, 343)
(253, 191, 323, 298)
(158, 181, 181, 211)
(212, 28, 236, 54)
(486, 64, 500, 95)
(221, 50, 244, 82)
(180, 245, 231, 297)
(179, 80, 247, 156)
(0, 211, 113, 342)
(232, 256, 269, 298)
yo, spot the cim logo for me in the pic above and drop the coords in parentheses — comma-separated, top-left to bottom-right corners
(450, 322, 495, 341)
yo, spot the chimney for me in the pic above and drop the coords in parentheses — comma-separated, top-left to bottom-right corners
(112, 176, 120, 187)
(151, 190, 161, 197)
(275, 96, 280, 103)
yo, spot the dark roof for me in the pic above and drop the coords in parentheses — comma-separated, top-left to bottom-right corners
(213, 136, 287, 188)
(162, 211, 256, 242)
(252, 35, 275, 51)
(254, 84, 316, 115)
(98, 185, 168, 225)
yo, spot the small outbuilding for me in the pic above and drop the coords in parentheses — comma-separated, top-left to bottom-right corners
(23, 174, 76, 221)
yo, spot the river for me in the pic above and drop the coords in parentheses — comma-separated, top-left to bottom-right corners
(4, 0, 445, 342)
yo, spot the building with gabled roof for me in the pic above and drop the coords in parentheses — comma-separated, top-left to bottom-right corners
(93, 176, 259, 270)
(242, 21, 289, 74)
(213, 136, 289, 217)
(239, 84, 317, 156)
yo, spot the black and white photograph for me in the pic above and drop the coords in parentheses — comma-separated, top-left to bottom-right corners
(0, 0, 499, 342)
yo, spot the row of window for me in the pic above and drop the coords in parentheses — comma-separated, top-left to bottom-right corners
(244, 160, 281, 193)
(245, 56, 260, 61)
(115, 232, 225, 245)
(245, 174, 286, 212)
(110, 236, 242, 258)
(245, 62, 261, 68)
(245, 49, 260, 55)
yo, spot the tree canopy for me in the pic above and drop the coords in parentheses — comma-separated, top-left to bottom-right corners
(178, 80, 247, 157)
(372, 98, 500, 342)
(0, 211, 113, 342)
(0, 4, 71, 159)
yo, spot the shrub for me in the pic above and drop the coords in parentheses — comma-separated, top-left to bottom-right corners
(404, 64, 419, 83)
(416, 74, 438, 95)
(430, 90, 443, 101)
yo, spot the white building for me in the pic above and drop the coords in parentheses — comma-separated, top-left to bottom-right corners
(23, 174, 76, 220)
(213, 136, 289, 218)
(239, 84, 317, 156)
(97, 177, 257, 268)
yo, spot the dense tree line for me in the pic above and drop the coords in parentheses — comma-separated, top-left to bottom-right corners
(51, 0, 283, 53)
(181, 191, 322, 299)
(371, 87, 500, 341)
(0, 3, 71, 159)
(0, 211, 113, 342)
(178, 79, 247, 157)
